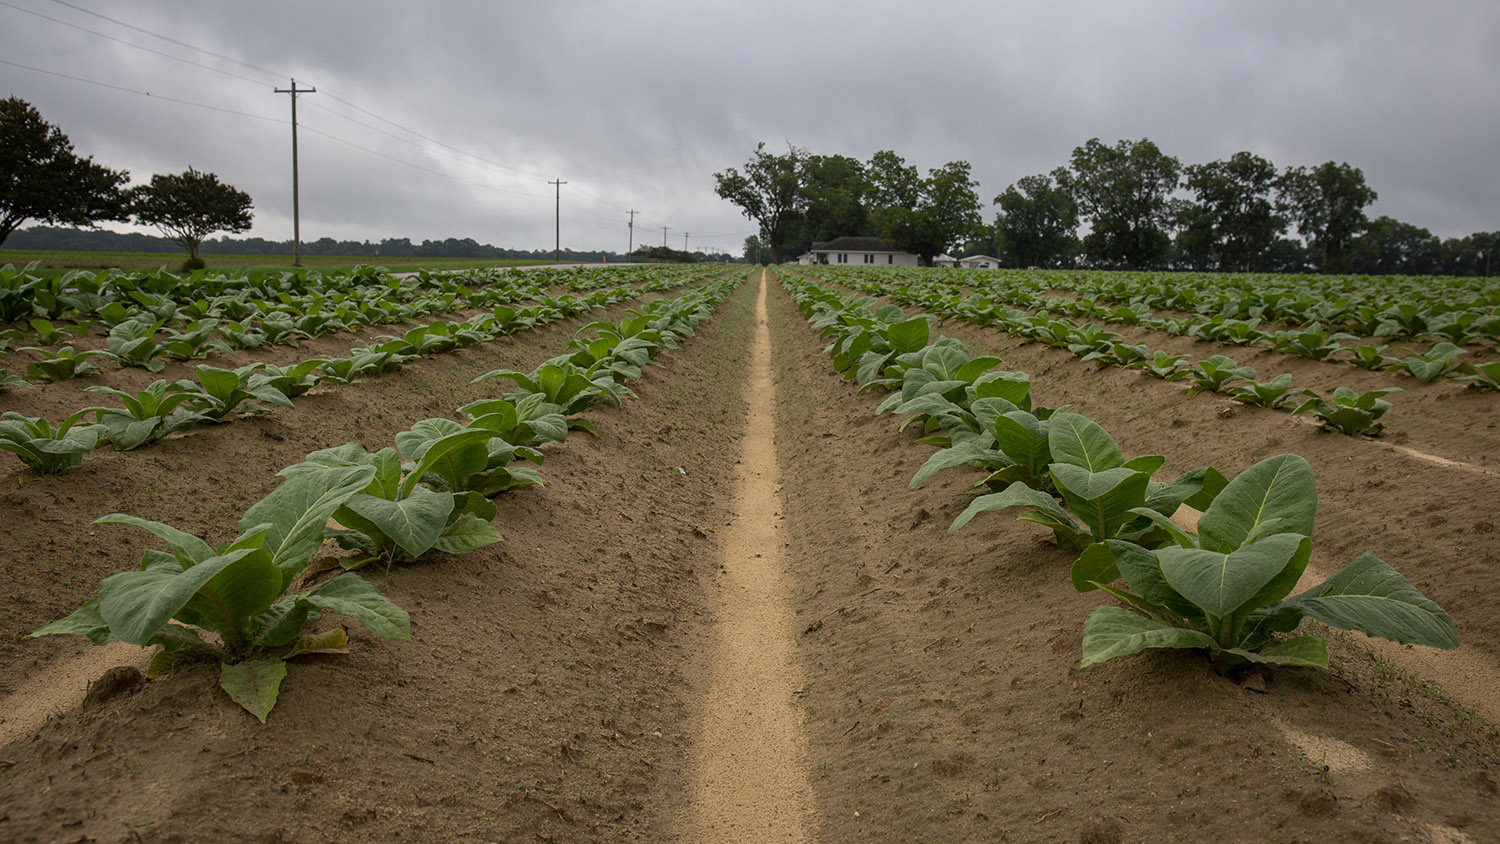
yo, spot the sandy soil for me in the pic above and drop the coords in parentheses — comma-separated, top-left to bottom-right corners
(677, 272, 815, 842)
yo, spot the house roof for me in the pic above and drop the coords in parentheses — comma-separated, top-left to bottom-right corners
(811, 236, 902, 253)
(960, 255, 1001, 263)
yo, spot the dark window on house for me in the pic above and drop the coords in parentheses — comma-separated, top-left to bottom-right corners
(864, 253, 874, 264)
(838, 253, 847, 264)
(887, 255, 894, 264)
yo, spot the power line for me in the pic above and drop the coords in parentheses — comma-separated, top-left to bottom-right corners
(44, 0, 287, 82)
(0, 58, 285, 123)
(0, 0, 270, 87)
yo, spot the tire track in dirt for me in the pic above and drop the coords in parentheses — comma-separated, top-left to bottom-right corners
(677, 270, 815, 842)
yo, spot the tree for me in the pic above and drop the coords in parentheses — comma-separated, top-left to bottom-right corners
(713, 142, 806, 264)
(0, 96, 130, 247)
(1180, 152, 1285, 271)
(800, 153, 870, 244)
(994, 171, 1079, 268)
(1057, 137, 1181, 269)
(1348, 216, 1441, 275)
(867, 153, 983, 266)
(129, 168, 253, 270)
(1277, 161, 1377, 273)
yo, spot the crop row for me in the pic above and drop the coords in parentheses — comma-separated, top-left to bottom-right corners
(829, 266, 1500, 343)
(0, 263, 721, 386)
(778, 270, 1458, 674)
(30, 271, 745, 721)
(801, 269, 1500, 436)
(821, 268, 1500, 391)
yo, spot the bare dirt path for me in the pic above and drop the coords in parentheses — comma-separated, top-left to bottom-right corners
(677, 270, 816, 842)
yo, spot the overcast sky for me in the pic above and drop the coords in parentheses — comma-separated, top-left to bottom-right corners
(3, 0, 1497, 256)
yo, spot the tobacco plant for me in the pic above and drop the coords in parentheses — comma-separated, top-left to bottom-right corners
(0, 410, 104, 473)
(31, 463, 409, 722)
(169, 364, 295, 421)
(20, 345, 106, 381)
(1389, 342, 1465, 383)
(84, 381, 205, 450)
(1293, 386, 1401, 436)
(1075, 454, 1458, 669)
(291, 441, 505, 568)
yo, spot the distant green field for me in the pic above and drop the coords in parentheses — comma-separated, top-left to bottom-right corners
(0, 249, 568, 274)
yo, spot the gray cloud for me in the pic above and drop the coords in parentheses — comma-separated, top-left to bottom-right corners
(2, 0, 1495, 255)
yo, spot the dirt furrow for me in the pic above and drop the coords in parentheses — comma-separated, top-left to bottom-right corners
(677, 270, 815, 842)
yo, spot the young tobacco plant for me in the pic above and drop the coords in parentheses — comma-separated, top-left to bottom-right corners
(291, 440, 505, 569)
(1187, 355, 1256, 396)
(1074, 454, 1458, 669)
(32, 463, 409, 722)
(949, 412, 1223, 553)
(1389, 342, 1466, 383)
(1293, 386, 1402, 436)
(84, 381, 205, 450)
(0, 409, 105, 473)
(1227, 373, 1297, 409)
(168, 364, 295, 421)
(20, 345, 106, 382)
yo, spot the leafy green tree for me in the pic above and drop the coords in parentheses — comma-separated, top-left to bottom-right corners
(1057, 138, 1181, 269)
(994, 171, 1080, 268)
(1348, 216, 1442, 275)
(129, 168, 253, 270)
(1277, 161, 1377, 273)
(1438, 231, 1499, 277)
(801, 153, 870, 243)
(714, 142, 806, 264)
(867, 153, 983, 266)
(1180, 152, 1285, 271)
(0, 96, 130, 247)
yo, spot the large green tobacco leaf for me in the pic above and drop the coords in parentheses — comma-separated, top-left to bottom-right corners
(1157, 533, 1308, 618)
(399, 428, 497, 497)
(304, 574, 411, 640)
(1283, 552, 1460, 649)
(339, 486, 454, 559)
(95, 513, 214, 567)
(96, 548, 263, 645)
(1050, 464, 1148, 542)
(173, 544, 281, 640)
(219, 658, 287, 723)
(1080, 606, 1218, 667)
(1196, 454, 1316, 553)
(240, 464, 377, 579)
(1222, 637, 1328, 668)
(885, 317, 930, 354)
(950, 482, 1073, 532)
(434, 513, 505, 554)
(1047, 412, 1124, 471)
(30, 599, 115, 644)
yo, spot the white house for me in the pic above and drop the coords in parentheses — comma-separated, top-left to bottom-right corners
(958, 255, 1002, 269)
(801, 236, 921, 266)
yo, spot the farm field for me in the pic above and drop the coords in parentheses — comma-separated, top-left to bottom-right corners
(0, 265, 1498, 842)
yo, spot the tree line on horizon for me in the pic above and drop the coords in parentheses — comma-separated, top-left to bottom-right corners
(719, 139, 1498, 277)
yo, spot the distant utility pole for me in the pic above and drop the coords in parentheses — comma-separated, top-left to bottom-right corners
(274, 78, 315, 267)
(683, 232, 690, 252)
(627, 209, 637, 256)
(662, 225, 669, 247)
(549, 178, 567, 262)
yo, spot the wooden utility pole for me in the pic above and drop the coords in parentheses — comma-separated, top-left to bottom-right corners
(627, 209, 637, 257)
(274, 79, 315, 267)
(683, 232, 690, 252)
(661, 225, 669, 247)
(549, 179, 567, 262)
